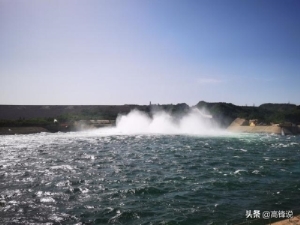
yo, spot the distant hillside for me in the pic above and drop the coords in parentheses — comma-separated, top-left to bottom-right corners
(258, 103, 300, 125)
(195, 101, 300, 127)
(0, 103, 189, 124)
(1, 102, 299, 128)
(0, 105, 150, 121)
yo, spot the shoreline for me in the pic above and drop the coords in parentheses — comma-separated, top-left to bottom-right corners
(0, 124, 115, 135)
(0, 127, 49, 135)
(1, 126, 299, 136)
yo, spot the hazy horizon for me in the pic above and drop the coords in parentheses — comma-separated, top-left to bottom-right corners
(1, 0, 299, 106)
(0, 100, 299, 108)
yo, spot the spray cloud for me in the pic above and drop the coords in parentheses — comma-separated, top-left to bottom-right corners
(114, 108, 225, 135)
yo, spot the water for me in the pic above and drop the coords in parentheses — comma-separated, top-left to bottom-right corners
(1, 131, 300, 225)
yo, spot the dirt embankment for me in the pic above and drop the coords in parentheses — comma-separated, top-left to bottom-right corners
(227, 118, 299, 135)
(228, 125, 282, 134)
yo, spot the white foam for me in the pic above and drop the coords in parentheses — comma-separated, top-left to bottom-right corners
(51, 165, 75, 172)
(234, 169, 247, 175)
(40, 197, 55, 203)
(101, 108, 228, 136)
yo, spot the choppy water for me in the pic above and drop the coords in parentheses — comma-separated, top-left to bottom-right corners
(0, 131, 300, 224)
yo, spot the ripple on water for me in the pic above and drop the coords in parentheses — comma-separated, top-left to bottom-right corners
(0, 133, 299, 224)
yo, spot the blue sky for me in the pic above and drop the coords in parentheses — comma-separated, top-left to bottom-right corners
(1, 0, 299, 106)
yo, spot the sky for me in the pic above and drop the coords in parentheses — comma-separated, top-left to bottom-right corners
(1, 0, 299, 106)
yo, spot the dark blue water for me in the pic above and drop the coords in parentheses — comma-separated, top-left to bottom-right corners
(0, 131, 300, 224)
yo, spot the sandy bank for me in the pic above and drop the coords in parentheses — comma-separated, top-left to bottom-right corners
(228, 125, 283, 134)
(227, 118, 299, 135)
(271, 214, 300, 224)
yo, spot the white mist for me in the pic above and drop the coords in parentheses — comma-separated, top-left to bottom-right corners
(114, 108, 225, 135)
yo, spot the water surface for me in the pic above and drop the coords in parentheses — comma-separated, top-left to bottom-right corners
(0, 131, 300, 224)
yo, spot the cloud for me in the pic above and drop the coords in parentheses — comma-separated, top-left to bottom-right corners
(197, 78, 223, 84)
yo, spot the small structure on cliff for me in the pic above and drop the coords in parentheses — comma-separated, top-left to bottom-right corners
(249, 119, 258, 126)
